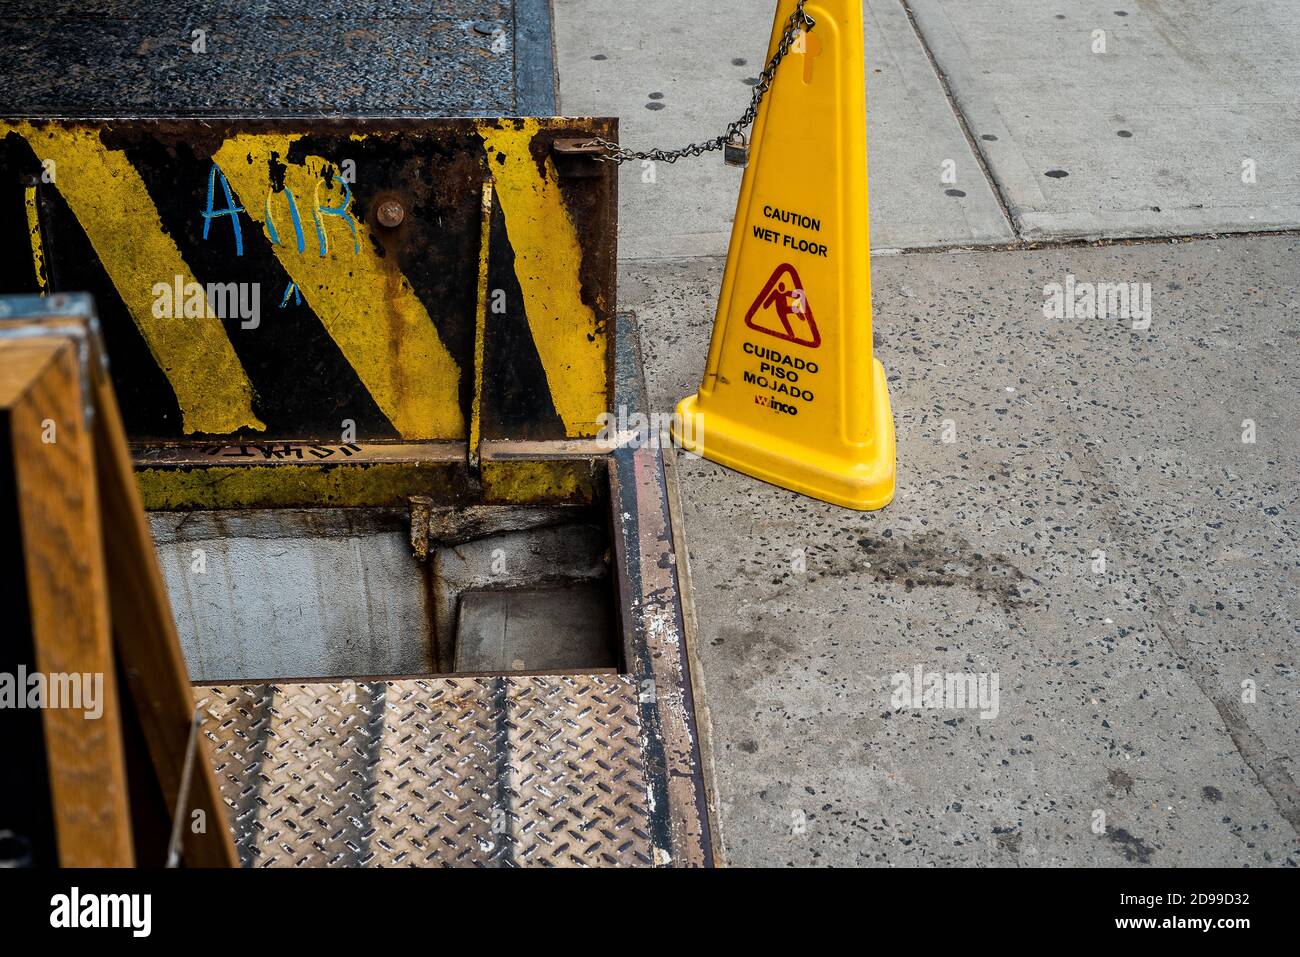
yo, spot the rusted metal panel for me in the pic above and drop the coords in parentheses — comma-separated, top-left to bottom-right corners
(0, 116, 616, 445)
(183, 314, 718, 866)
(131, 439, 607, 509)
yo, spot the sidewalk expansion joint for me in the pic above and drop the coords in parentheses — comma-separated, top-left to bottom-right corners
(896, 0, 1019, 240)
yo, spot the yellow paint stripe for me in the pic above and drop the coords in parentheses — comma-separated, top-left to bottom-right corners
(469, 180, 493, 467)
(25, 185, 47, 294)
(477, 121, 607, 437)
(8, 123, 264, 434)
(9, 123, 264, 435)
(212, 135, 463, 440)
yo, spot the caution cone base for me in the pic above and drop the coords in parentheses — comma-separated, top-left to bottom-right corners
(670, 0, 897, 511)
(676, 356, 895, 511)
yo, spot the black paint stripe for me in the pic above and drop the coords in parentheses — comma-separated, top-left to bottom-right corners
(35, 184, 185, 438)
(0, 136, 41, 293)
(284, 129, 481, 419)
(483, 194, 564, 439)
(123, 135, 398, 441)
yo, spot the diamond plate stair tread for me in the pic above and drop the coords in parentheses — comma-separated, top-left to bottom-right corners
(196, 675, 651, 867)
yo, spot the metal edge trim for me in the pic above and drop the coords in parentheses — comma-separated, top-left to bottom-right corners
(662, 444, 727, 867)
(514, 0, 559, 116)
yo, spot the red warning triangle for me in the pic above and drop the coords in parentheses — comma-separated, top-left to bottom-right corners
(744, 263, 820, 348)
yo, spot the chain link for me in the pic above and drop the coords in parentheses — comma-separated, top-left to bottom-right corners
(581, 1, 816, 164)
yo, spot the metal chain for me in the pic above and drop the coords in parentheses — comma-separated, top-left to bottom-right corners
(582, 1, 816, 164)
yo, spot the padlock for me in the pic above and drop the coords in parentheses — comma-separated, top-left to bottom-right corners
(724, 132, 750, 167)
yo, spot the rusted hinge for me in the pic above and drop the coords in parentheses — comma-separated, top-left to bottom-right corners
(551, 138, 607, 177)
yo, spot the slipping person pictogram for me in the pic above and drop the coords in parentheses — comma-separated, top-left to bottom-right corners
(745, 262, 820, 347)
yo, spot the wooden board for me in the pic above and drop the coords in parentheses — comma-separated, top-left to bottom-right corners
(1, 298, 237, 867)
(90, 351, 237, 867)
(0, 336, 134, 866)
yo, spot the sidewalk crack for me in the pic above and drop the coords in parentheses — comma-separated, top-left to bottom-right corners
(896, 0, 1019, 239)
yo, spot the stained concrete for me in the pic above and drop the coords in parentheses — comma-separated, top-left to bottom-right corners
(152, 509, 434, 682)
(154, 509, 618, 681)
(906, 0, 1300, 240)
(554, 0, 1014, 257)
(431, 522, 611, 672)
(455, 587, 617, 672)
(624, 235, 1300, 865)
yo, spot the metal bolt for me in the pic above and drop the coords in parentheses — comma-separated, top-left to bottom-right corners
(377, 200, 405, 228)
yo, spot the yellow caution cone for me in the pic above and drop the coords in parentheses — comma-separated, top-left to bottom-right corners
(672, 0, 896, 510)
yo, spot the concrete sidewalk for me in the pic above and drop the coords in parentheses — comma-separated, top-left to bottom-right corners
(558, 0, 1300, 250)
(907, 0, 1300, 240)
(555, 0, 1013, 255)
(626, 236, 1299, 865)
(555, 0, 1300, 865)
